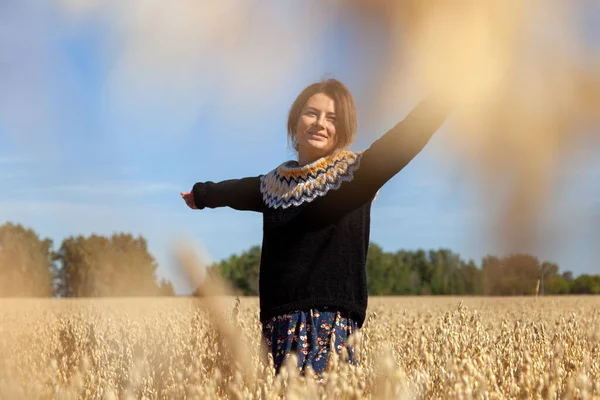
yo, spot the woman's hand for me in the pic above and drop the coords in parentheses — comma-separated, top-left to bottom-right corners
(181, 191, 198, 209)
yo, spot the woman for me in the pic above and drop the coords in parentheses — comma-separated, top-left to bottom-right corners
(181, 79, 450, 377)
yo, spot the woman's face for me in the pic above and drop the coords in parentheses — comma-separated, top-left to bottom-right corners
(295, 93, 338, 161)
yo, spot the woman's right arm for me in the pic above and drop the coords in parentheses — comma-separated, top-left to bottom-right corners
(185, 176, 264, 212)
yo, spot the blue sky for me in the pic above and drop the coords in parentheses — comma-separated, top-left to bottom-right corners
(1, 1, 599, 293)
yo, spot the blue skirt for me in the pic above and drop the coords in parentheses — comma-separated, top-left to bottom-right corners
(261, 307, 359, 377)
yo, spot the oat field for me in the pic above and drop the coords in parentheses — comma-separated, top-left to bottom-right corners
(0, 296, 598, 399)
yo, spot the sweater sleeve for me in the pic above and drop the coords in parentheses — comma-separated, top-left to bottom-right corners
(308, 95, 451, 217)
(192, 176, 263, 212)
(355, 95, 451, 191)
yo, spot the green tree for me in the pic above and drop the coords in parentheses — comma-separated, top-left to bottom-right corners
(428, 249, 464, 295)
(540, 261, 559, 295)
(461, 260, 483, 295)
(561, 271, 574, 293)
(0, 222, 54, 296)
(366, 243, 391, 295)
(192, 242, 600, 297)
(412, 249, 433, 294)
(562, 271, 574, 282)
(548, 275, 571, 294)
(571, 274, 600, 294)
(389, 250, 418, 295)
(209, 246, 261, 295)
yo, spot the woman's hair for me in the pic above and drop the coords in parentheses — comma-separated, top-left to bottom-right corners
(287, 78, 358, 152)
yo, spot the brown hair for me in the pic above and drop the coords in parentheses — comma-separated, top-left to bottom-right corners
(287, 78, 358, 152)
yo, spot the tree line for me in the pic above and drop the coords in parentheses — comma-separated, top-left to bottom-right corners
(0, 222, 174, 297)
(208, 244, 600, 296)
(2, 221, 598, 297)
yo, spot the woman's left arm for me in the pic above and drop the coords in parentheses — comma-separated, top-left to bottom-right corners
(309, 95, 452, 216)
(355, 95, 452, 192)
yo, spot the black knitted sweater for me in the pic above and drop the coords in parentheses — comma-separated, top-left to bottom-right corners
(192, 97, 450, 327)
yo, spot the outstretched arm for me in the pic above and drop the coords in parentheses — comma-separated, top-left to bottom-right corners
(355, 94, 452, 192)
(182, 176, 263, 212)
(308, 95, 452, 218)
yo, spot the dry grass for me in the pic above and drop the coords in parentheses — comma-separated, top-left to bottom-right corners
(0, 296, 598, 399)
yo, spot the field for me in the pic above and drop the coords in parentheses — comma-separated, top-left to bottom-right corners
(0, 296, 598, 399)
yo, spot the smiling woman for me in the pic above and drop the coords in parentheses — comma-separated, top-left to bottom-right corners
(180, 78, 451, 378)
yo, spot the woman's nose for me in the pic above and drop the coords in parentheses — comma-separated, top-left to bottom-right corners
(316, 114, 326, 128)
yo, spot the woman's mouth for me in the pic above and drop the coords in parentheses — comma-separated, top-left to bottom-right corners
(308, 131, 328, 140)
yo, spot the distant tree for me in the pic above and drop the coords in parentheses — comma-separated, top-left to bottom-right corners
(548, 275, 571, 294)
(366, 243, 390, 295)
(7, 220, 599, 298)
(540, 261, 559, 295)
(54, 233, 171, 297)
(412, 249, 433, 292)
(571, 274, 600, 294)
(428, 249, 463, 295)
(482, 255, 503, 295)
(503, 254, 541, 295)
(562, 271, 574, 282)
(390, 250, 418, 295)
(209, 246, 261, 295)
(367, 247, 482, 295)
(192, 242, 599, 297)
(482, 254, 542, 295)
(461, 260, 483, 295)
(428, 249, 448, 295)
(0, 222, 54, 296)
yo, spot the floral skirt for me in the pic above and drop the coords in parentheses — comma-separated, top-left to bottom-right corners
(261, 307, 359, 377)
